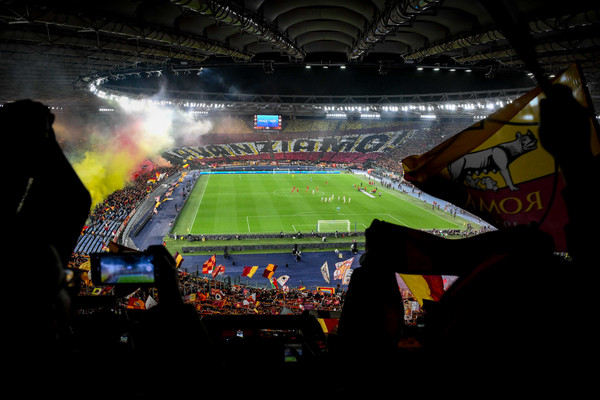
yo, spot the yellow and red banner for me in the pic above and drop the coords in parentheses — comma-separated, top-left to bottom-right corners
(174, 251, 184, 268)
(242, 266, 258, 278)
(402, 63, 600, 252)
(262, 263, 277, 279)
(127, 297, 145, 310)
(398, 274, 445, 307)
(317, 287, 335, 295)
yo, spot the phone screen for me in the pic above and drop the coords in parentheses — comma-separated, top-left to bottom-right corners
(97, 253, 156, 284)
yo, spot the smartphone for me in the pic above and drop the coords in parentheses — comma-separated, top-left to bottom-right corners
(90, 252, 157, 286)
(284, 343, 302, 363)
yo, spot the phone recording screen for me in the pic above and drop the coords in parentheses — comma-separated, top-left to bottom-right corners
(99, 253, 156, 284)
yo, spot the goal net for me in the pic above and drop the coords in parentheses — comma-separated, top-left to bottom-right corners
(317, 220, 351, 233)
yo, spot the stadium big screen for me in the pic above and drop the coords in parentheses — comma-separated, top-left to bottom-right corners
(254, 114, 282, 130)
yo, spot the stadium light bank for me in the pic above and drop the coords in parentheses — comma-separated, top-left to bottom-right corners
(85, 74, 522, 119)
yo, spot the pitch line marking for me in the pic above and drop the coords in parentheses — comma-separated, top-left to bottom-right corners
(385, 213, 407, 226)
(191, 173, 209, 232)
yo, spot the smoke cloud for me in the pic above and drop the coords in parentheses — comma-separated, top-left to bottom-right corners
(54, 96, 213, 209)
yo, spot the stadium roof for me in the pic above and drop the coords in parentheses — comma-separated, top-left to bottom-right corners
(1, 0, 599, 115)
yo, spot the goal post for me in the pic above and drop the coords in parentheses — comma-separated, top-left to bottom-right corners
(317, 219, 351, 233)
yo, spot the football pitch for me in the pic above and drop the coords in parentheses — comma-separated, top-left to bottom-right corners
(172, 172, 472, 235)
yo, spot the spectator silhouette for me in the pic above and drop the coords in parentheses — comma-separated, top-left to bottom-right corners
(333, 85, 598, 394)
(5, 100, 223, 398)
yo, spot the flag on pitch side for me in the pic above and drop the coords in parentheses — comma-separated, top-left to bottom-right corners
(320, 261, 331, 283)
(402, 63, 600, 252)
(174, 252, 184, 268)
(263, 264, 277, 279)
(397, 273, 445, 307)
(242, 266, 259, 278)
(202, 254, 216, 274)
(333, 257, 354, 281)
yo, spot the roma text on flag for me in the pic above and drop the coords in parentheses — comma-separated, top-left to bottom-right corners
(263, 264, 277, 279)
(202, 254, 216, 274)
(402, 63, 600, 252)
(242, 266, 258, 278)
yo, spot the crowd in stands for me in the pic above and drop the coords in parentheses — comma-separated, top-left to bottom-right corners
(10, 92, 595, 395)
(165, 118, 474, 173)
(67, 164, 181, 268)
(68, 117, 476, 323)
(116, 272, 347, 317)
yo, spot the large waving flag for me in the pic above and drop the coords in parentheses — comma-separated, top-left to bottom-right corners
(402, 63, 600, 252)
(202, 254, 216, 274)
(212, 264, 225, 278)
(320, 261, 331, 283)
(263, 264, 277, 279)
(242, 266, 258, 278)
(276, 275, 290, 288)
(174, 252, 184, 268)
(397, 274, 445, 307)
(333, 257, 354, 281)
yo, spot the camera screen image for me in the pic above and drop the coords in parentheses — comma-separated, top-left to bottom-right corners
(284, 343, 302, 363)
(99, 253, 156, 284)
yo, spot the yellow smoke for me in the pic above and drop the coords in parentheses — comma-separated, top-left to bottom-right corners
(55, 98, 210, 210)
(72, 149, 139, 208)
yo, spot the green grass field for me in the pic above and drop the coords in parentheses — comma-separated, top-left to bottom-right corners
(171, 172, 475, 236)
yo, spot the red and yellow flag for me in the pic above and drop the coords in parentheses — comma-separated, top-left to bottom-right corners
(127, 297, 145, 310)
(402, 63, 600, 252)
(262, 263, 277, 279)
(211, 264, 225, 278)
(317, 287, 335, 295)
(398, 274, 445, 307)
(242, 266, 258, 278)
(202, 254, 216, 274)
(174, 251, 184, 268)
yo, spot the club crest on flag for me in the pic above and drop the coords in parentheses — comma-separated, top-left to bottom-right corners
(402, 63, 600, 252)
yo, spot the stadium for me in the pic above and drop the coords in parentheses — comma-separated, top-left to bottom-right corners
(4, 0, 599, 396)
